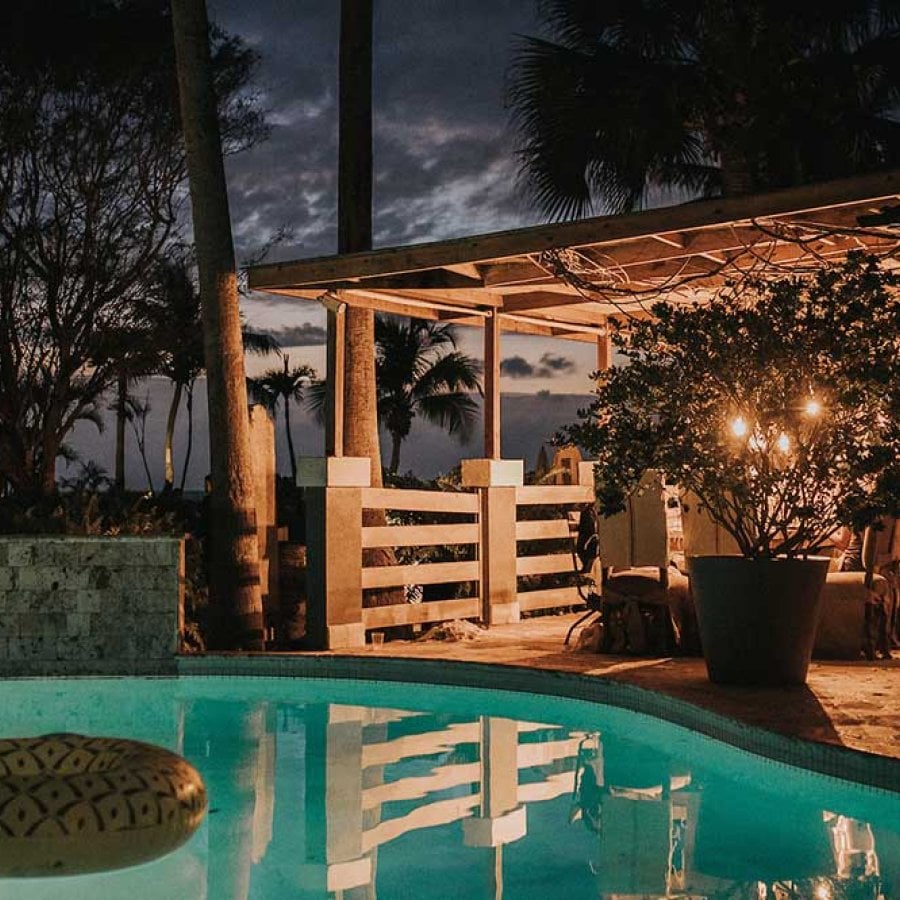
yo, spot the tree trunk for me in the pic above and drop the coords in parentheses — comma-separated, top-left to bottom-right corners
(171, 0, 263, 650)
(179, 380, 195, 493)
(115, 370, 127, 490)
(338, 0, 398, 608)
(339, 0, 380, 485)
(389, 432, 401, 475)
(283, 395, 297, 484)
(164, 379, 184, 491)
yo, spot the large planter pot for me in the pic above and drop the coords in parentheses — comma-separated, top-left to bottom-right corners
(688, 555, 830, 686)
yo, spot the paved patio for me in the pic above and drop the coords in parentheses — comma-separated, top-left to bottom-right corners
(348, 612, 900, 762)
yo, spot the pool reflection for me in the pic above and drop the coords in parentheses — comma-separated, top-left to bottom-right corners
(181, 700, 895, 900)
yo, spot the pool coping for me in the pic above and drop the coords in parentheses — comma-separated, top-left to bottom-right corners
(178, 653, 900, 795)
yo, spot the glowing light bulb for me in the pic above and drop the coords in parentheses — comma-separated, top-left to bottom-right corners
(777, 432, 791, 453)
(804, 398, 822, 417)
(730, 416, 749, 438)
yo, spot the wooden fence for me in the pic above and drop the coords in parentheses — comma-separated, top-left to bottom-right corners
(300, 459, 596, 649)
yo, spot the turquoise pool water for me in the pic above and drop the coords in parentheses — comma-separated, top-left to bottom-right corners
(0, 676, 896, 899)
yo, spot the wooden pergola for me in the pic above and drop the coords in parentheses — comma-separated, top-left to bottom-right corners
(249, 169, 900, 459)
(248, 170, 900, 649)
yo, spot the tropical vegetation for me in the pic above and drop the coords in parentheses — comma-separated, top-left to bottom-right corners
(509, 0, 900, 218)
(249, 357, 317, 483)
(0, 0, 266, 495)
(560, 255, 900, 558)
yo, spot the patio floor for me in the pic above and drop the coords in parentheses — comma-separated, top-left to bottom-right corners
(345, 612, 900, 762)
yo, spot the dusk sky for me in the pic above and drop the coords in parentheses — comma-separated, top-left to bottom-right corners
(209, 0, 602, 392)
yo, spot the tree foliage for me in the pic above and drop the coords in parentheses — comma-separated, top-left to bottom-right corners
(508, 0, 900, 219)
(561, 255, 900, 558)
(0, 0, 266, 493)
(374, 317, 482, 474)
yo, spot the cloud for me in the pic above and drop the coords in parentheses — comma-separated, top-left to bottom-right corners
(265, 322, 327, 346)
(536, 353, 575, 375)
(501, 352, 576, 379)
(500, 355, 535, 378)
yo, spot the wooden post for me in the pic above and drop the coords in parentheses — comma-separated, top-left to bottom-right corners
(461, 458, 523, 627)
(300, 457, 370, 649)
(324, 296, 346, 458)
(484, 311, 501, 459)
(597, 320, 611, 373)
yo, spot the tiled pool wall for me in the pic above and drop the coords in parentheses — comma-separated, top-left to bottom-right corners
(0, 536, 182, 675)
(180, 654, 900, 795)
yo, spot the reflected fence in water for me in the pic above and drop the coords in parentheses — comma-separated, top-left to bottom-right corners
(175, 700, 889, 900)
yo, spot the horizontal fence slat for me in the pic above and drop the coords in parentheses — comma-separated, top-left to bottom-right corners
(362, 560, 480, 590)
(518, 586, 585, 611)
(362, 488, 479, 514)
(362, 597, 481, 630)
(515, 485, 593, 505)
(515, 519, 571, 541)
(516, 553, 576, 576)
(362, 523, 480, 548)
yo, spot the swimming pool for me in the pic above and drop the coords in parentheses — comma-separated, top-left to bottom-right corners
(0, 675, 896, 899)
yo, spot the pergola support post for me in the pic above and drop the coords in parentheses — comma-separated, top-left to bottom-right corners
(484, 310, 501, 458)
(597, 319, 611, 373)
(323, 296, 347, 457)
(298, 456, 370, 649)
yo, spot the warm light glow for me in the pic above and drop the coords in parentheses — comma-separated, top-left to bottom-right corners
(730, 416, 749, 438)
(814, 883, 832, 900)
(804, 398, 822, 417)
(777, 432, 791, 453)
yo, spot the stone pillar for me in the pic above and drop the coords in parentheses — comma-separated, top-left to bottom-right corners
(249, 406, 280, 642)
(462, 459, 523, 626)
(299, 457, 370, 649)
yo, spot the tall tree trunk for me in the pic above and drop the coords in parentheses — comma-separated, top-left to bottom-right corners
(283, 395, 297, 484)
(164, 379, 184, 491)
(179, 380, 195, 493)
(389, 432, 401, 475)
(338, 0, 399, 609)
(114, 370, 127, 490)
(171, 0, 263, 650)
(339, 0, 380, 486)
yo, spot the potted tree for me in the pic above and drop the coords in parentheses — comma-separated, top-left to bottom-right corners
(562, 255, 900, 685)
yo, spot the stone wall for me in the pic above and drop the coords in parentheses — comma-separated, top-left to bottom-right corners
(0, 536, 183, 675)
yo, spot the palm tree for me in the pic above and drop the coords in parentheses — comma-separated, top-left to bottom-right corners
(248, 356, 316, 483)
(508, 1, 900, 219)
(375, 318, 482, 474)
(310, 316, 483, 475)
(171, 0, 264, 649)
(338, 0, 383, 485)
(142, 259, 278, 492)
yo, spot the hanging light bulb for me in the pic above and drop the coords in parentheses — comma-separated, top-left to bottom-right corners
(804, 398, 822, 417)
(777, 432, 791, 453)
(730, 416, 749, 438)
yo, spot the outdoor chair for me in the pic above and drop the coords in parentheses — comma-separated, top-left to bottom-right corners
(589, 472, 694, 654)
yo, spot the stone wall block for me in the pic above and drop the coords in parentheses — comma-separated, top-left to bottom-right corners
(6, 543, 37, 567)
(8, 636, 54, 661)
(0, 536, 181, 673)
(66, 613, 91, 637)
(18, 612, 67, 637)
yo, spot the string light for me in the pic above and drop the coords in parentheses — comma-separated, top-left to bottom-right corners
(730, 416, 749, 438)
